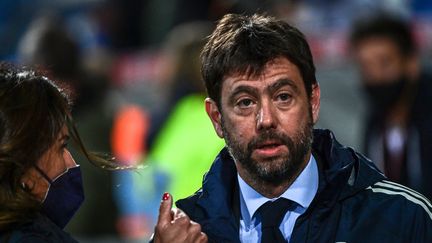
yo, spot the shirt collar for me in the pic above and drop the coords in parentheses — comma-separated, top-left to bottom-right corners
(238, 155, 319, 220)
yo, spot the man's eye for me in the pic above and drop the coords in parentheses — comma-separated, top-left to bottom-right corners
(237, 99, 254, 108)
(277, 93, 291, 102)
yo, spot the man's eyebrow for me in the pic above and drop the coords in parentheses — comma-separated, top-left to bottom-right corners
(228, 85, 259, 103)
(267, 78, 299, 94)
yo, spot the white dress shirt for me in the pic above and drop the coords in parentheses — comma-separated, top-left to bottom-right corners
(238, 155, 319, 242)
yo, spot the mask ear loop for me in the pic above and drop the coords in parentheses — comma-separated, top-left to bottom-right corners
(33, 165, 53, 184)
(32, 165, 54, 202)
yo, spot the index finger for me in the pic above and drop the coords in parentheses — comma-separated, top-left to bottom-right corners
(157, 192, 173, 226)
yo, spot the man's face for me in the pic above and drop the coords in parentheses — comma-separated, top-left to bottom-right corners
(206, 57, 320, 185)
(353, 37, 407, 85)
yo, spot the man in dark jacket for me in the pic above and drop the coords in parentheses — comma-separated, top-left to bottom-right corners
(350, 15, 432, 200)
(153, 13, 432, 243)
(177, 129, 432, 242)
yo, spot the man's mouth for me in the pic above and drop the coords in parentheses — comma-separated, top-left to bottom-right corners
(254, 140, 286, 157)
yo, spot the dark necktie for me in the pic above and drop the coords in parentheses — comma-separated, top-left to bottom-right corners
(258, 198, 294, 243)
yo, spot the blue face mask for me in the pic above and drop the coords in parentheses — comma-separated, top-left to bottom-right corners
(35, 165, 85, 229)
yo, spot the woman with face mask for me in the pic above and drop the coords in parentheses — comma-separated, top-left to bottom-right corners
(0, 63, 126, 242)
(0, 64, 207, 243)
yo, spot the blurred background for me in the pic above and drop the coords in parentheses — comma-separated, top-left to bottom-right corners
(1, 0, 432, 242)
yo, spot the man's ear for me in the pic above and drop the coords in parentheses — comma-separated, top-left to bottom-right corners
(310, 83, 321, 124)
(205, 98, 224, 138)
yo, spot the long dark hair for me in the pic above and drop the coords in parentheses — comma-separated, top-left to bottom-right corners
(0, 63, 123, 230)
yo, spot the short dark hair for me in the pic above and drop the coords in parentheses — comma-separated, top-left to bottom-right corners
(349, 14, 416, 57)
(201, 13, 317, 106)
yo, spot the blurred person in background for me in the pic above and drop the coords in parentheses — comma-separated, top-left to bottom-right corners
(350, 14, 432, 199)
(0, 64, 124, 242)
(111, 21, 225, 240)
(18, 14, 110, 115)
(145, 21, 225, 201)
(17, 14, 120, 238)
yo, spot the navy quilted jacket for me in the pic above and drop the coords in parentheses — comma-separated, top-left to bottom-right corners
(176, 129, 432, 242)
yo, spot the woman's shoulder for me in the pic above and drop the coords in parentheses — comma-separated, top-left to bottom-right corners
(0, 214, 77, 243)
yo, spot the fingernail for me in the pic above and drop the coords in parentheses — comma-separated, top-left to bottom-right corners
(162, 192, 170, 201)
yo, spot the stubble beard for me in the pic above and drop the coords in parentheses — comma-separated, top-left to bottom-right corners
(222, 115, 313, 186)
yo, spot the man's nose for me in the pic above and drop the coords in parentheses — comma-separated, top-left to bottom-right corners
(256, 100, 277, 131)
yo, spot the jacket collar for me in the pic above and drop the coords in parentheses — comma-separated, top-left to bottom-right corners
(193, 148, 241, 242)
(311, 129, 385, 201)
